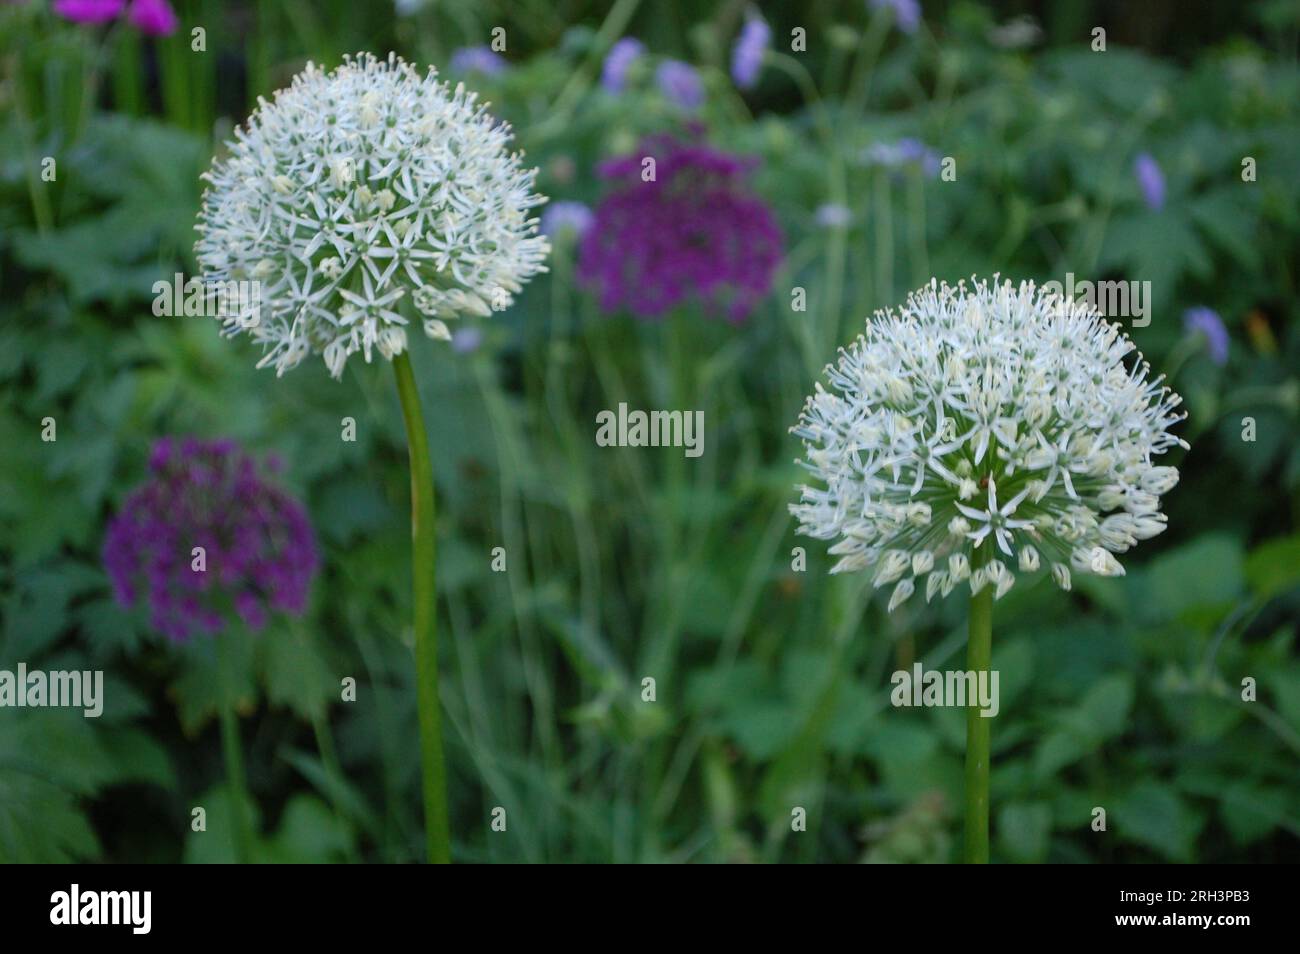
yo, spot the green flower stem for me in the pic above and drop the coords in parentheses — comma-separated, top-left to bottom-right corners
(964, 548, 994, 864)
(217, 635, 252, 863)
(392, 351, 452, 864)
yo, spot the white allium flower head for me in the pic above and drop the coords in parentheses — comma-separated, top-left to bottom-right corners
(790, 277, 1188, 611)
(195, 52, 550, 379)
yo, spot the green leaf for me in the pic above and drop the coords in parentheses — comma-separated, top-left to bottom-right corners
(1113, 781, 1204, 862)
(1034, 673, 1134, 776)
(1244, 534, 1300, 600)
(1131, 533, 1245, 623)
(1218, 781, 1291, 847)
(260, 627, 335, 721)
(169, 636, 257, 735)
(261, 794, 353, 863)
(997, 801, 1053, 863)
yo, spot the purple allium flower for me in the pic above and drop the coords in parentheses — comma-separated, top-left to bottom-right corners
(863, 137, 941, 177)
(601, 37, 644, 94)
(53, 0, 125, 22)
(450, 46, 508, 77)
(541, 200, 594, 239)
(103, 437, 319, 641)
(127, 0, 177, 36)
(731, 17, 771, 90)
(656, 60, 705, 111)
(1183, 307, 1229, 365)
(870, 0, 921, 34)
(578, 133, 784, 323)
(1134, 152, 1165, 210)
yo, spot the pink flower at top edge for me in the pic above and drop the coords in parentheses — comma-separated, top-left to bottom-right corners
(53, 0, 126, 23)
(128, 0, 178, 36)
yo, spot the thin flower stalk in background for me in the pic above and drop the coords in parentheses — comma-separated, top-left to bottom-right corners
(791, 278, 1187, 862)
(193, 52, 550, 863)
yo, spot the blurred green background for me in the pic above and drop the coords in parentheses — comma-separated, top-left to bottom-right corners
(1, 0, 1298, 863)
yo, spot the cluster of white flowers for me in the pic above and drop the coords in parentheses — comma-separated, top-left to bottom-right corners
(195, 52, 549, 379)
(791, 277, 1187, 612)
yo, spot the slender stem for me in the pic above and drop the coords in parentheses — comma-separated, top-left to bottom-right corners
(218, 635, 252, 863)
(964, 549, 994, 864)
(391, 351, 452, 864)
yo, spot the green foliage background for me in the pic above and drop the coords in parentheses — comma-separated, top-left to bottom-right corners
(1, 0, 1298, 862)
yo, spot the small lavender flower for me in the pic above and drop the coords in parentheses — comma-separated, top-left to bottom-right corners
(656, 60, 705, 111)
(578, 133, 784, 323)
(1183, 307, 1229, 365)
(128, 0, 177, 35)
(601, 37, 644, 94)
(870, 0, 921, 34)
(1134, 152, 1165, 210)
(863, 138, 941, 177)
(104, 437, 319, 641)
(815, 203, 852, 228)
(450, 46, 508, 77)
(451, 326, 483, 354)
(541, 200, 594, 240)
(731, 17, 771, 90)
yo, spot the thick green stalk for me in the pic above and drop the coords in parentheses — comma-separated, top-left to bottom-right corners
(964, 548, 994, 864)
(392, 351, 452, 864)
(218, 635, 252, 863)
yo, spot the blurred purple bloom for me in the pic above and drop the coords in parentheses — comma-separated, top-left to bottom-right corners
(864, 137, 941, 177)
(451, 327, 483, 354)
(1183, 307, 1229, 365)
(578, 133, 784, 323)
(53, 0, 125, 22)
(450, 46, 508, 77)
(103, 437, 318, 641)
(541, 200, 594, 239)
(656, 60, 705, 111)
(1134, 152, 1165, 210)
(731, 18, 770, 90)
(601, 37, 644, 94)
(128, 0, 177, 36)
(870, 0, 921, 34)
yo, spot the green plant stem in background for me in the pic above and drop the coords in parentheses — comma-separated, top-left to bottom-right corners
(964, 550, 994, 864)
(218, 635, 252, 863)
(392, 351, 452, 864)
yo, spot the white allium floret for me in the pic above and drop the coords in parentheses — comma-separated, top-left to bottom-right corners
(791, 277, 1188, 611)
(195, 52, 550, 379)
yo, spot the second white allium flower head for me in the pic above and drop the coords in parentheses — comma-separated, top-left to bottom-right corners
(791, 277, 1188, 612)
(195, 52, 550, 379)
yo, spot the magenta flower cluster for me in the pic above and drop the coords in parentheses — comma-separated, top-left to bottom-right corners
(577, 133, 783, 323)
(103, 437, 318, 641)
(53, 0, 177, 36)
